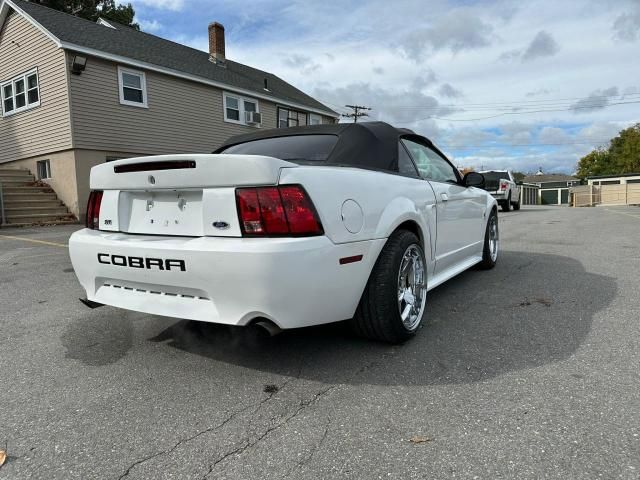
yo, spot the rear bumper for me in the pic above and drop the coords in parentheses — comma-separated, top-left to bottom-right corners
(488, 192, 508, 201)
(69, 229, 385, 329)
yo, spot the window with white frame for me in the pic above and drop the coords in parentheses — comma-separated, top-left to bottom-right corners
(223, 92, 260, 126)
(37, 159, 51, 180)
(1, 68, 40, 117)
(118, 66, 147, 107)
(278, 107, 306, 128)
(309, 113, 322, 125)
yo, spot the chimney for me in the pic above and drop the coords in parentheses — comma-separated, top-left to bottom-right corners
(208, 22, 225, 64)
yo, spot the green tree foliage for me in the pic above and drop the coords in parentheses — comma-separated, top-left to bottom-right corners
(576, 124, 640, 178)
(31, 0, 139, 29)
(511, 171, 526, 182)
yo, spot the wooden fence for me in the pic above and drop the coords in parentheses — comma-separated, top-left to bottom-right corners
(571, 184, 640, 207)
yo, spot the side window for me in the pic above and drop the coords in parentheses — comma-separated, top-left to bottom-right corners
(398, 143, 419, 178)
(1, 68, 40, 116)
(309, 113, 322, 125)
(118, 67, 147, 108)
(224, 92, 260, 126)
(401, 138, 459, 184)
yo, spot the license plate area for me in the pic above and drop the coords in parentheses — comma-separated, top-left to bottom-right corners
(119, 190, 204, 236)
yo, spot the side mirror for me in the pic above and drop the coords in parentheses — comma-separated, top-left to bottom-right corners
(463, 171, 485, 188)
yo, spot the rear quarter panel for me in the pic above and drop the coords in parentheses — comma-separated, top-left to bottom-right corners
(279, 166, 437, 256)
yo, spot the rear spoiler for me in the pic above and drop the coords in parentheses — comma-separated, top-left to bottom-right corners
(114, 160, 196, 173)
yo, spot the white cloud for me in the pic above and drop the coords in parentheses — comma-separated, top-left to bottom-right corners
(612, 8, 640, 42)
(570, 87, 619, 113)
(138, 18, 162, 33)
(538, 126, 571, 144)
(131, 0, 185, 11)
(522, 31, 560, 61)
(399, 8, 495, 59)
(499, 30, 560, 62)
(157, 0, 639, 173)
(438, 83, 463, 98)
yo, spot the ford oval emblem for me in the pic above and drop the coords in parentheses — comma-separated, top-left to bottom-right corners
(148, 175, 156, 185)
(212, 221, 230, 229)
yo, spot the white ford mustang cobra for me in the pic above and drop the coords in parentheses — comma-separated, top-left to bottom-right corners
(69, 122, 498, 343)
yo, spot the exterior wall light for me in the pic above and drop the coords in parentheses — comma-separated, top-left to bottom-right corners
(71, 55, 87, 75)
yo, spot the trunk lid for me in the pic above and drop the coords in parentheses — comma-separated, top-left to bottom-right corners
(91, 154, 296, 237)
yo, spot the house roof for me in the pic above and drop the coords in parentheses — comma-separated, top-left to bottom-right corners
(586, 172, 640, 180)
(522, 174, 579, 184)
(3, 0, 337, 117)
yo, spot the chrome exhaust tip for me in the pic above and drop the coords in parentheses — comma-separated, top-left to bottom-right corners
(254, 320, 282, 337)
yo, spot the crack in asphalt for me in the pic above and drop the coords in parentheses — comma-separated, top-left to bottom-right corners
(117, 346, 393, 479)
(281, 415, 332, 479)
(200, 385, 336, 480)
(115, 380, 289, 480)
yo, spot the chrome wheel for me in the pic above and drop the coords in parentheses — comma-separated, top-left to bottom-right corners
(489, 215, 499, 262)
(397, 244, 427, 331)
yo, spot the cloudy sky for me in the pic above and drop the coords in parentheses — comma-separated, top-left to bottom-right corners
(127, 0, 640, 174)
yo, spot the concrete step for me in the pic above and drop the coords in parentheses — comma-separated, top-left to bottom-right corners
(3, 198, 63, 208)
(0, 169, 31, 176)
(3, 192, 58, 201)
(5, 206, 69, 216)
(0, 176, 36, 185)
(5, 212, 76, 224)
(3, 185, 54, 193)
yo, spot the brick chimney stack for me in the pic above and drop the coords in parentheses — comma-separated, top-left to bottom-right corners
(208, 22, 225, 63)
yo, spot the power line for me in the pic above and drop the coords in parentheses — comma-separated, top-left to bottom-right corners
(355, 92, 640, 109)
(342, 104, 372, 123)
(420, 100, 640, 122)
(318, 92, 640, 119)
(441, 140, 612, 150)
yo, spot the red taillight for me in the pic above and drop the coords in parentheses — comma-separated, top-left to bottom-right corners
(500, 182, 508, 191)
(85, 190, 103, 229)
(236, 185, 323, 237)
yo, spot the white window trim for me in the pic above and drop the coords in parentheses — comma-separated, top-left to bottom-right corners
(117, 66, 148, 108)
(37, 159, 51, 180)
(309, 113, 322, 125)
(1, 67, 40, 117)
(223, 91, 260, 126)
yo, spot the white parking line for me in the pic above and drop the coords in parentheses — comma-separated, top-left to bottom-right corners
(604, 208, 640, 220)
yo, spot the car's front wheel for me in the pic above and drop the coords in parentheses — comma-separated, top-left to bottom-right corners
(351, 230, 427, 344)
(477, 209, 499, 269)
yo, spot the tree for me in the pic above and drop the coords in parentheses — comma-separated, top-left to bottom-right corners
(512, 171, 526, 182)
(576, 123, 640, 178)
(31, 0, 139, 30)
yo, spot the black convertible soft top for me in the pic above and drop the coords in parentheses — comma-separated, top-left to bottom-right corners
(215, 121, 445, 173)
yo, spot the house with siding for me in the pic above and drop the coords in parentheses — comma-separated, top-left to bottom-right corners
(0, 0, 338, 224)
(522, 170, 581, 205)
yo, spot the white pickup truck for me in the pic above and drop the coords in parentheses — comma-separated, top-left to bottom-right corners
(479, 170, 521, 211)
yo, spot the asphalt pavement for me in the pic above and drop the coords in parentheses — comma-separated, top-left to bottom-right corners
(0, 205, 639, 479)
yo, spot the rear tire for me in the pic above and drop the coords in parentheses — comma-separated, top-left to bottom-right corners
(512, 200, 521, 210)
(501, 194, 511, 212)
(478, 210, 499, 270)
(351, 230, 427, 344)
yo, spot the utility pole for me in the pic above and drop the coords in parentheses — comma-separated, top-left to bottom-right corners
(342, 105, 371, 123)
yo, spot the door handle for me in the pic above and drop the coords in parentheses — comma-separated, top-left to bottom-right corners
(440, 193, 449, 202)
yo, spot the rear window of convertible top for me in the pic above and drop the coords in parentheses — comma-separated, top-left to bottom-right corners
(220, 134, 338, 163)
